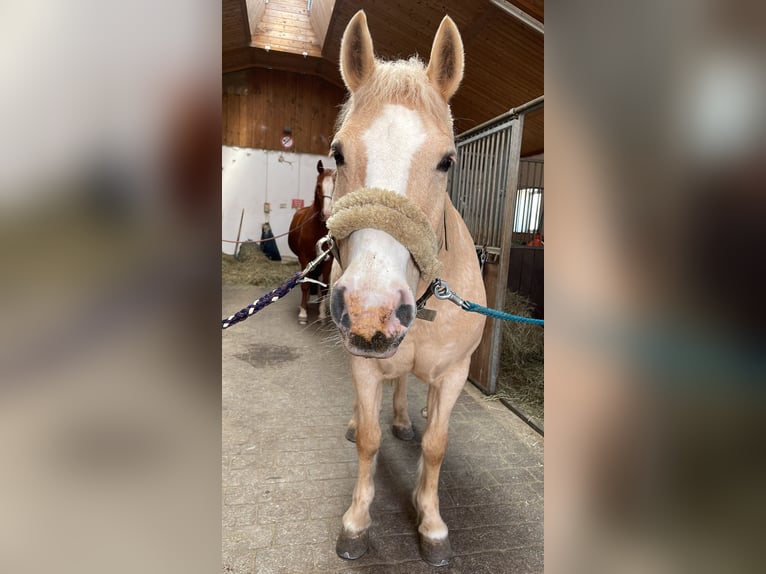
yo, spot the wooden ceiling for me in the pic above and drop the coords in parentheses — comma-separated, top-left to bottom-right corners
(223, 0, 544, 156)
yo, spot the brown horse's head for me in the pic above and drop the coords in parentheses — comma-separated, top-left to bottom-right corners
(328, 11, 464, 358)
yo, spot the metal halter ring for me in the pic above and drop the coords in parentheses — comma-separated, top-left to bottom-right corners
(432, 279, 469, 310)
(315, 235, 334, 258)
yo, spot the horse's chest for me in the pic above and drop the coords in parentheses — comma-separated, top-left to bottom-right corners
(374, 333, 460, 383)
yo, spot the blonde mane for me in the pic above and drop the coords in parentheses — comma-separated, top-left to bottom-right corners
(336, 57, 455, 134)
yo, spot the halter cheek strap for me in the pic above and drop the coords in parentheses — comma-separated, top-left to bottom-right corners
(326, 188, 444, 282)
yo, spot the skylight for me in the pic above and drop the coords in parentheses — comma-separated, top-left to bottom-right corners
(246, 0, 336, 57)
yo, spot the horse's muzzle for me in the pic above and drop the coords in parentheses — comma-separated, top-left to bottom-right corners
(345, 332, 404, 359)
(330, 286, 415, 358)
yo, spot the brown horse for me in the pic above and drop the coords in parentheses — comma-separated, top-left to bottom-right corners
(287, 160, 335, 323)
(326, 11, 486, 566)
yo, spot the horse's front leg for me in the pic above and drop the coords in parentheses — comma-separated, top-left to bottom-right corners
(337, 359, 383, 560)
(318, 287, 328, 320)
(345, 374, 413, 444)
(318, 261, 331, 321)
(298, 281, 310, 324)
(413, 363, 468, 566)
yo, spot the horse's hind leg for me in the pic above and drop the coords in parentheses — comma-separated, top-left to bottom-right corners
(412, 365, 467, 566)
(346, 375, 413, 442)
(391, 374, 414, 441)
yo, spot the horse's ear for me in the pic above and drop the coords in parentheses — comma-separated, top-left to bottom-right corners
(340, 10, 375, 93)
(317, 159, 324, 173)
(426, 16, 464, 102)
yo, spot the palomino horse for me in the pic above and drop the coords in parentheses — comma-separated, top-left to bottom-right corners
(326, 11, 486, 566)
(287, 160, 335, 323)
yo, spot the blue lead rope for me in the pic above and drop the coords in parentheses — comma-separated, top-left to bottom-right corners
(431, 279, 544, 326)
(462, 301, 544, 326)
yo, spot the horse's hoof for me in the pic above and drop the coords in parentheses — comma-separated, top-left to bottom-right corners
(392, 424, 415, 441)
(344, 426, 356, 443)
(419, 535, 452, 567)
(336, 528, 369, 560)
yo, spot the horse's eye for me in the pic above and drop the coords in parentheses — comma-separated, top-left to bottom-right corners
(436, 155, 453, 172)
(331, 145, 345, 167)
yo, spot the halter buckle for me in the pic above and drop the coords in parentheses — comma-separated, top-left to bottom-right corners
(303, 236, 334, 276)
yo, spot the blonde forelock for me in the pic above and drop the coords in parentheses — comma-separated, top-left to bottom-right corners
(335, 57, 454, 135)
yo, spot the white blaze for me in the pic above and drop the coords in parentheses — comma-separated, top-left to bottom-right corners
(361, 104, 426, 194)
(322, 176, 334, 197)
(343, 104, 426, 301)
(321, 176, 334, 219)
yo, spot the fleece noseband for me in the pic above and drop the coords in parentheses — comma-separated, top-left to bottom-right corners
(326, 188, 444, 282)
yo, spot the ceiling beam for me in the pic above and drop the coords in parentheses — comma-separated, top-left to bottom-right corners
(222, 47, 343, 87)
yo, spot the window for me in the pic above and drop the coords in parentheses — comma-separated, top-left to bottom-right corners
(513, 187, 543, 233)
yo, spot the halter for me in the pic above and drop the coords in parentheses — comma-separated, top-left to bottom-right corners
(326, 188, 443, 282)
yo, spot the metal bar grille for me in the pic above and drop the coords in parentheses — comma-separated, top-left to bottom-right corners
(448, 96, 543, 433)
(449, 118, 516, 248)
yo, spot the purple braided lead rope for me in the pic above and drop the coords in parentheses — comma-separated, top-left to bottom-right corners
(222, 270, 305, 329)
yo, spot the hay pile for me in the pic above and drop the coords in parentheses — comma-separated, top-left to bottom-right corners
(495, 290, 544, 422)
(222, 243, 300, 286)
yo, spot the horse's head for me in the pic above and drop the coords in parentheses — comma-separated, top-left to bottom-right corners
(327, 10, 464, 358)
(315, 159, 336, 222)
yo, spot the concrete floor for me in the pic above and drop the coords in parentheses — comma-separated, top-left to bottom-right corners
(223, 284, 544, 573)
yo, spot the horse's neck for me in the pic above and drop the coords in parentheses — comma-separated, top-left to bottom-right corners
(437, 200, 484, 296)
(440, 202, 466, 262)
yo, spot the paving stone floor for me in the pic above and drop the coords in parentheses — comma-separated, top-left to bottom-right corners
(223, 284, 544, 573)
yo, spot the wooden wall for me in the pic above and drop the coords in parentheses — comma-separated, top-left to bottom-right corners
(508, 246, 544, 319)
(222, 68, 346, 155)
(469, 245, 544, 393)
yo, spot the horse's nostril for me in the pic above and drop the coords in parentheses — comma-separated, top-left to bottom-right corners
(331, 287, 350, 329)
(395, 303, 415, 329)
